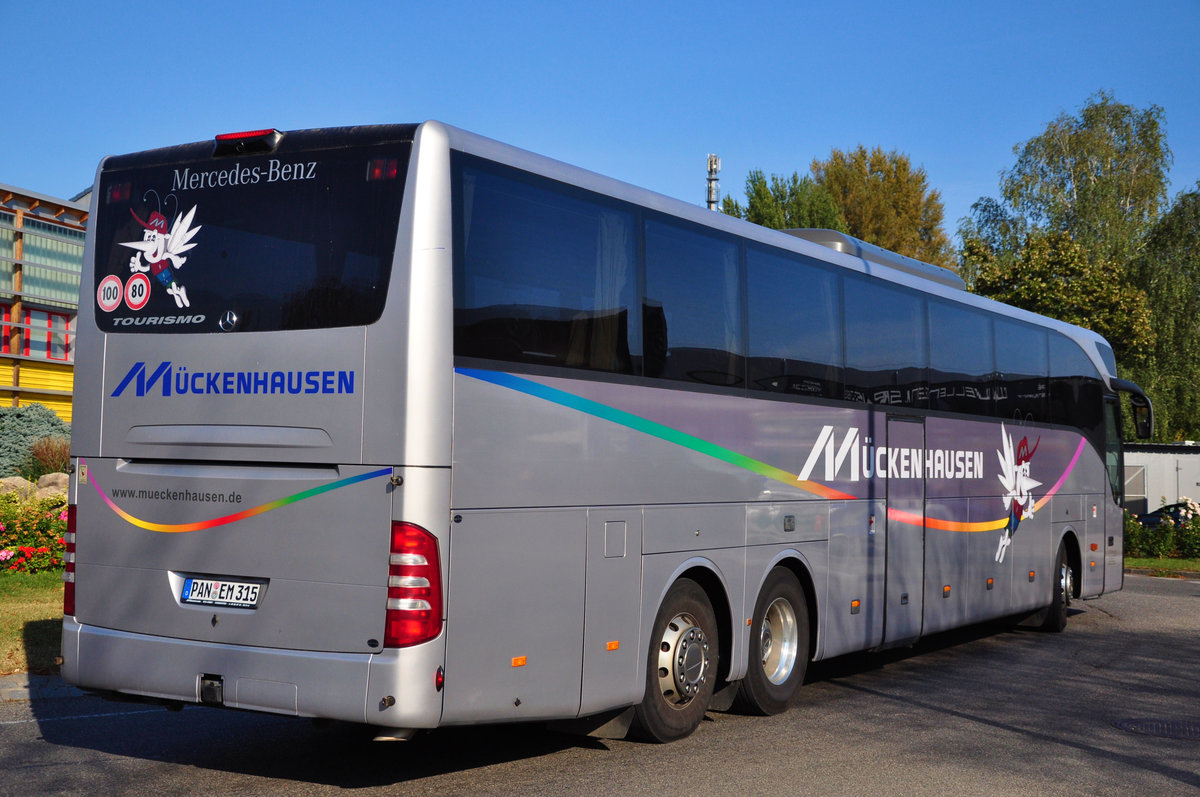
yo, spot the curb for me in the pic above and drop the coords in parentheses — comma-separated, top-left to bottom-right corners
(0, 672, 84, 703)
(1124, 567, 1200, 580)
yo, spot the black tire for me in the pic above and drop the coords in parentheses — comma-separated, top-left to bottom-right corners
(631, 579, 719, 743)
(1041, 541, 1072, 632)
(735, 568, 810, 715)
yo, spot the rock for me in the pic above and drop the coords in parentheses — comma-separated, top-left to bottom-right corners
(36, 487, 67, 502)
(0, 476, 36, 500)
(36, 473, 69, 493)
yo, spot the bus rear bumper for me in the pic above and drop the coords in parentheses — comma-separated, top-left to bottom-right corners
(60, 617, 445, 728)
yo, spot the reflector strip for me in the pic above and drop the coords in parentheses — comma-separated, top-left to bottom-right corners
(388, 598, 432, 611)
(512, 656, 527, 667)
(389, 575, 430, 588)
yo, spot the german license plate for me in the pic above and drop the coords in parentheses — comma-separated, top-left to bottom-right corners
(181, 577, 261, 608)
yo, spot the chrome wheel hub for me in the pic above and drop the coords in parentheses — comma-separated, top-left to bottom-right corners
(657, 613, 710, 706)
(760, 597, 799, 685)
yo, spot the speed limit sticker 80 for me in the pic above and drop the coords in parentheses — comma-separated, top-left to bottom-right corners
(124, 273, 151, 311)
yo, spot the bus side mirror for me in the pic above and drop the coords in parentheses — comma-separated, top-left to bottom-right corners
(1131, 395, 1153, 439)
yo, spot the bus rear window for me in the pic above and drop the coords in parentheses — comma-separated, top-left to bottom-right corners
(93, 140, 410, 333)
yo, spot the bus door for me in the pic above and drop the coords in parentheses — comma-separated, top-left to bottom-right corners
(884, 416, 925, 645)
(1103, 397, 1125, 591)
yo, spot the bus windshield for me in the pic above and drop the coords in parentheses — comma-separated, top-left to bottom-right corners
(93, 136, 411, 334)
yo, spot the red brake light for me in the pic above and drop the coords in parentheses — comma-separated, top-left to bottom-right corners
(384, 522, 442, 648)
(63, 505, 76, 617)
(215, 129, 278, 141)
(212, 129, 283, 156)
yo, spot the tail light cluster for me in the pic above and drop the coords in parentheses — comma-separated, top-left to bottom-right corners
(367, 158, 400, 181)
(384, 522, 443, 648)
(63, 505, 76, 617)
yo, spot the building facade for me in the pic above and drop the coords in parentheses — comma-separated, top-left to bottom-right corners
(0, 184, 87, 422)
(1124, 444, 1200, 516)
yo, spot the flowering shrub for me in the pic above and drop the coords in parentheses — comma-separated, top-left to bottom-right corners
(1125, 511, 1171, 558)
(1176, 514, 1200, 559)
(1125, 497, 1200, 559)
(0, 493, 67, 574)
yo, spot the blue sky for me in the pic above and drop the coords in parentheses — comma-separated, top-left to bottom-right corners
(3, 1, 1197, 240)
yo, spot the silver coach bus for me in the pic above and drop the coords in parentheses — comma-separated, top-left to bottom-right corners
(62, 122, 1152, 743)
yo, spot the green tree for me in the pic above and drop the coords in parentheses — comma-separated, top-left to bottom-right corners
(972, 229, 1153, 366)
(810, 145, 955, 269)
(987, 90, 1171, 266)
(1124, 185, 1200, 441)
(961, 92, 1186, 440)
(721, 170, 848, 232)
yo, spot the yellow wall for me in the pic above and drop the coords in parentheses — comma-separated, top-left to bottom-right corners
(0, 358, 73, 423)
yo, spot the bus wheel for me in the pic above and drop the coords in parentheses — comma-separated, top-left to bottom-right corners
(1041, 541, 1072, 632)
(735, 567, 809, 715)
(631, 579, 719, 743)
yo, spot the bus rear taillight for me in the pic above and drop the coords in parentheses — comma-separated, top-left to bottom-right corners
(63, 505, 76, 617)
(367, 158, 400, 181)
(384, 522, 442, 648)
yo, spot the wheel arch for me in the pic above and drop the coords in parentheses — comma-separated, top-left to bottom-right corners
(1059, 527, 1082, 599)
(760, 553, 819, 666)
(674, 564, 735, 687)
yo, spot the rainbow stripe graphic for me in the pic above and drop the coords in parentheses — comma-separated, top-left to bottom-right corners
(84, 460, 391, 534)
(85, 371, 1088, 536)
(459, 368, 1087, 533)
(459, 368, 856, 501)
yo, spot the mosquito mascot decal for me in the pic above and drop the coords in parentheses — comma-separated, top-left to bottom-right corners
(119, 191, 202, 309)
(996, 423, 1041, 563)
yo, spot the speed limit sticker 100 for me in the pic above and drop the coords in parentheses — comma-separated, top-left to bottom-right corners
(124, 273, 151, 311)
(97, 274, 123, 313)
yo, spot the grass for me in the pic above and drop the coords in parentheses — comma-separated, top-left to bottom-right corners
(0, 572, 63, 675)
(1125, 557, 1200, 575)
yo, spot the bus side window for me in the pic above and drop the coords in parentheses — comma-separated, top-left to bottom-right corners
(994, 319, 1048, 424)
(843, 276, 928, 408)
(928, 300, 994, 416)
(1049, 332, 1104, 442)
(643, 219, 744, 387)
(453, 159, 638, 375)
(746, 246, 843, 400)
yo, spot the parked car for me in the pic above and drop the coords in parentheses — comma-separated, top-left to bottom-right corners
(1136, 500, 1200, 528)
